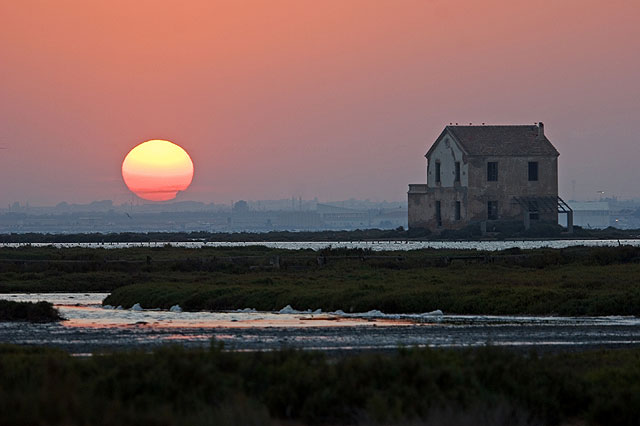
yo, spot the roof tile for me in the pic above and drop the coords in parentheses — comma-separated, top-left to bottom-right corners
(446, 125, 559, 156)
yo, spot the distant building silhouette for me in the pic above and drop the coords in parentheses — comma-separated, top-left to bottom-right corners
(0, 199, 408, 233)
(232, 200, 250, 213)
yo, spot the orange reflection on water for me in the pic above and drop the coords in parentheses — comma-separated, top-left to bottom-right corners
(164, 334, 211, 341)
(61, 313, 413, 330)
(56, 303, 419, 330)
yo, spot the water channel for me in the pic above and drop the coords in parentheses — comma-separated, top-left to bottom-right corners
(2, 238, 640, 251)
(3, 240, 640, 353)
(2, 293, 640, 354)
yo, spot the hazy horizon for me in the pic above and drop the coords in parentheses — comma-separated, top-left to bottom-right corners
(3, 196, 407, 210)
(2, 193, 636, 212)
(2, 0, 639, 206)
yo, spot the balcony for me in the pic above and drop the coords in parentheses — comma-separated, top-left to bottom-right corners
(408, 184, 429, 194)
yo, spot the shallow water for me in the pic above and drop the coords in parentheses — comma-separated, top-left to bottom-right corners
(2, 293, 640, 353)
(2, 239, 640, 251)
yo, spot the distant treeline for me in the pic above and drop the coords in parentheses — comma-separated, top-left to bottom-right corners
(1, 224, 640, 243)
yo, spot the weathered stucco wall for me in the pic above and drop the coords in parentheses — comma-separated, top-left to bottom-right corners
(426, 135, 469, 188)
(408, 185, 469, 230)
(466, 156, 558, 222)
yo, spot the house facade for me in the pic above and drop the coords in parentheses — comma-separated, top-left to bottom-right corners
(408, 123, 568, 231)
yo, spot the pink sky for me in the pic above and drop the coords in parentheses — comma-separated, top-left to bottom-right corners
(1, 0, 639, 206)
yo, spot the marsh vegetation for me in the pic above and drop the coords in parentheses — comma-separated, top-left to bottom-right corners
(1, 245, 639, 315)
(1, 343, 639, 426)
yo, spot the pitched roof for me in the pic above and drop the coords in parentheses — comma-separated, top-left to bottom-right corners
(442, 124, 559, 157)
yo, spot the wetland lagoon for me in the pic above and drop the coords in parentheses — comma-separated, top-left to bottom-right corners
(2, 240, 640, 425)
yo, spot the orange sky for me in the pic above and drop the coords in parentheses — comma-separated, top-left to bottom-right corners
(1, 0, 639, 205)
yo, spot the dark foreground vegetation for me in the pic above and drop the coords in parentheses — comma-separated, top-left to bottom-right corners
(1, 343, 639, 426)
(2, 245, 640, 315)
(0, 300, 61, 322)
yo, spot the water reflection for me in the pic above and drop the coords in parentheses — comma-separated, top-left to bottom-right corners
(5, 293, 411, 329)
(2, 239, 640, 251)
(2, 293, 640, 353)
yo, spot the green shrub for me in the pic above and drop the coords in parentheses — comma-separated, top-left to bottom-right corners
(0, 300, 61, 322)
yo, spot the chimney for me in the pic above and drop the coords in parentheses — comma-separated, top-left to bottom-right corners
(537, 122, 544, 137)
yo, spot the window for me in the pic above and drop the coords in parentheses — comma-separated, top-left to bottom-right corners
(435, 201, 442, 226)
(435, 161, 441, 183)
(487, 162, 498, 181)
(528, 162, 538, 181)
(528, 201, 539, 220)
(488, 201, 498, 220)
(454, 162, 461, 183)
(455, 201, 461, 220)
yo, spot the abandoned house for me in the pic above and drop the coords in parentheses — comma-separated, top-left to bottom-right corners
(408, 123, 573, 232)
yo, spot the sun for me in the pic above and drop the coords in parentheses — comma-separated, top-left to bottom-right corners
(122, 140, 194, 202)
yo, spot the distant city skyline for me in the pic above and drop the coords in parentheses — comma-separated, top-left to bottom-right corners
(3, 195, 639, 233)
(2, 196, 406, 212)
(0, 196, 409, 233)
(1, 1, 639, 206)
(4, 192, 633, 214)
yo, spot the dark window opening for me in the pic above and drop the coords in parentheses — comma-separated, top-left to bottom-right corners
(528, 201, 539, 220)
(435, 162, 441, 183)
(455, 201, 461, 220)
(488, 201, 498, 220)
(435, 201, 442, 227)
(487, 162, 498, 181)
(528, 162, 539, 181)
(454, 162, 461, 183)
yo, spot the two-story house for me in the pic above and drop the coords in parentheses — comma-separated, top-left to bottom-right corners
(408, 123, 572, 231)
